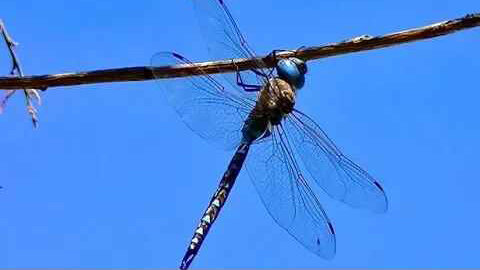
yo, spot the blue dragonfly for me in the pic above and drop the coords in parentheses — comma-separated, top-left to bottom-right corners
(151, 0, 388, 268)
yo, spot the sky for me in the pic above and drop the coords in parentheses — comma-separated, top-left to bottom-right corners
(1, 0, 479, 268)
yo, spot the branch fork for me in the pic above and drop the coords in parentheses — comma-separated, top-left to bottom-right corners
(0, 19, 41, 127)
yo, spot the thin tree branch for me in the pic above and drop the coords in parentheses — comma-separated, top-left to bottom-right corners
(0, 19, 40, 127)
(0, 13, 478, 91)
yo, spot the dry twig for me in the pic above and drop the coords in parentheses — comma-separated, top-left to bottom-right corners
(0, 19, 40, 127)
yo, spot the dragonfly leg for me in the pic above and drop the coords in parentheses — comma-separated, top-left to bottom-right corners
(236, 71, 262, 91)
(249, 68, 270, 78)
(232, 60, 262, 92)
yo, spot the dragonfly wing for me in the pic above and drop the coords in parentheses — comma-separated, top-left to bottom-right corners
(151, 52, 254, 150)
(286, 110, 388, 212)
(192, 0, 271, 95)
(245, 125, 336, 259)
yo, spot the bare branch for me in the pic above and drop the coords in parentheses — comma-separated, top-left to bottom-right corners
(0, 13, 478, 91)
(0, 19, 41, 127)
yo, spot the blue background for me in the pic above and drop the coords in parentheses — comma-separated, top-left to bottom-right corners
(1, 0, 479, 268)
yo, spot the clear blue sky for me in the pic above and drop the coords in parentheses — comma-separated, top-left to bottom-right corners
(1, 0, 479, 268)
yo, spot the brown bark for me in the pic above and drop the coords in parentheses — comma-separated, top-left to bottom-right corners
(0, 13, 478, 91)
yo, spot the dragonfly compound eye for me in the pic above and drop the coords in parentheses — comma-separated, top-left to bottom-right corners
(290, 57, 308, 75)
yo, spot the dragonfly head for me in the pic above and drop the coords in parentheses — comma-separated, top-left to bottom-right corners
(276, 57, 307, 89)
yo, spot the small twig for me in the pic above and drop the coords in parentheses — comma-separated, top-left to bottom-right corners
(0, 19, 40, 127)
(0, 13, 478, 92)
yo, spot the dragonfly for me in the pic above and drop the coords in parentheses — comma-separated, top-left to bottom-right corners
(151, 0, 388, 268)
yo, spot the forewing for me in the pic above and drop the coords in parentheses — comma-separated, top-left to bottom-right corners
(151, 52, 254, 150)
(286, 110, 388, 212)
(192, 0, 271, 95)
(245, 125, 336, 259)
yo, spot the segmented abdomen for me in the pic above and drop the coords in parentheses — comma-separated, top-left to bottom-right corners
(180, 143, 251, 270)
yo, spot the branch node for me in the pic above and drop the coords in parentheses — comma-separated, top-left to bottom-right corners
(347, 34, 374, 43)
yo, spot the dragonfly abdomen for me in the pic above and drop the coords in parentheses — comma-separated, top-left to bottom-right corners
(180, 143, 251, 270)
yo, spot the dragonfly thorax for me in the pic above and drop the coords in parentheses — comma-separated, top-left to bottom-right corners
(241, 78, 297, 143)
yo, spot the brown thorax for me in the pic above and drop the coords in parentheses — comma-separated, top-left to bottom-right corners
(256, 77, 296, 125)
(241, 78, 297, 143)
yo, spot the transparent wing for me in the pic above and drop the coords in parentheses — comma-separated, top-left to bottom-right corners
(246, 125, 336, 259)
(285, 110, 388, 213)
(151, 52, 255, 150)
(192, 0, 272, 95)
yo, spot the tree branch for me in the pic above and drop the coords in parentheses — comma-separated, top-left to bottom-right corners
(0, 13, 478, 91)
(0, 19, 40, 127)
